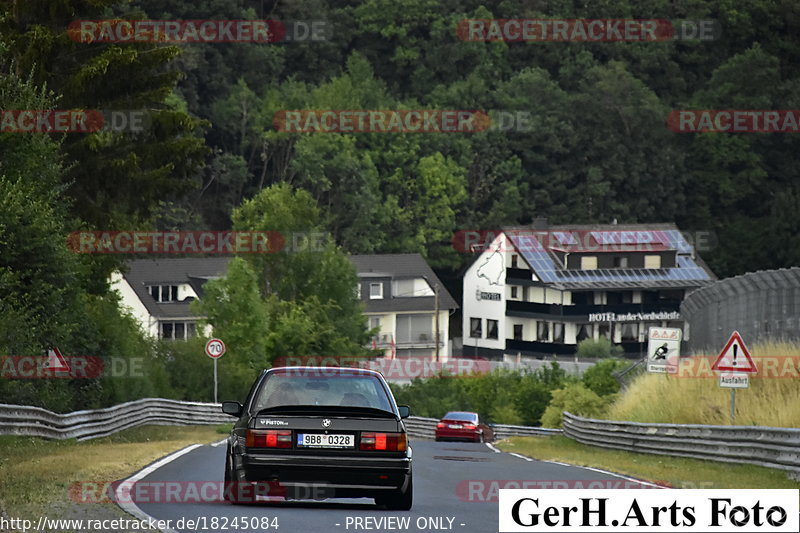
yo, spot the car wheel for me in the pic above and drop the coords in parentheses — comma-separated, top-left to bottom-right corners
(376, 476, 413, 511)
(224, 449, 248, 505)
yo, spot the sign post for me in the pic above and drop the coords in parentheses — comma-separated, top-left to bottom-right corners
(711, 331, 756, 425)
(205, 338, 226, 403)
(646, 327, 682, 373)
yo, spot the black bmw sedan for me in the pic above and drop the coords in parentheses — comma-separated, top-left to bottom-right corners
(221, 366, 413, 510)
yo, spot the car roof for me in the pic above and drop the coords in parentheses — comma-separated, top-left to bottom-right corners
(266, 366, 385, 378)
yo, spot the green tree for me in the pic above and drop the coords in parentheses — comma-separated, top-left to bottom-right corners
(0, 0, 208, 228)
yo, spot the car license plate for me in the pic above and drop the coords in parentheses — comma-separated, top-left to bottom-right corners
(297, 433, 353, 448)
(448, 424, 462, 429)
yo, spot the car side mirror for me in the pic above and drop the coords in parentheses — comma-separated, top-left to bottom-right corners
(397, 405, 411, 419)
(221, 401, 242, 417)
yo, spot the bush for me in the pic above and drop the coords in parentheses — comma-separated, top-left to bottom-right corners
(541, 383, 614, 428)
(389, 365, 572, 425)
(576, 337, 624, 359)
(490, 404, 524, 425)
(582, 358, 629, 396)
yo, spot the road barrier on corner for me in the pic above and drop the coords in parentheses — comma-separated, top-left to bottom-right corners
(562, 411, 800, 479)
(0, 399, 562, 442)
(0, 399, 230, 441)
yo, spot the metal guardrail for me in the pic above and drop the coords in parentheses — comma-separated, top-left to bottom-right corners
(0, 399, 230, 441)
(0, 400, 563, 442)
(402, 416, 562, 440)
(563, 412, 800, 479)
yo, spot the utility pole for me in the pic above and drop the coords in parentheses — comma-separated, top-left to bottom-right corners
(434, 282, 440, 362)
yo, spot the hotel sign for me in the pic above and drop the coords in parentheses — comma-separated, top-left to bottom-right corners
(588, 311, 681, 322)
(476, 290, 501, 301)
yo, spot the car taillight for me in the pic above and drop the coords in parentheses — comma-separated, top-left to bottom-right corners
(436, 422, 445, 428)
(463, 424, 477, 430)
(246, 429, 292, 448)
(360, 432, 407, 451)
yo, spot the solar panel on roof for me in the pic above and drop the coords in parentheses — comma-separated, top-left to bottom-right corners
(553, 231, 578, 245)
(507, 232, 711, 286)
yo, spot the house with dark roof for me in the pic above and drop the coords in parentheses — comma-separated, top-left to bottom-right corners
(351, 254, 458, 359)
(111, 257, 231, 339)
(462, 223, 716, 359)
(112, 254, 457, 358)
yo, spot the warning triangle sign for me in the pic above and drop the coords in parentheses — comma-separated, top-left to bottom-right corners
(44, 346, 70, 373)
(711, 331, 757, 373)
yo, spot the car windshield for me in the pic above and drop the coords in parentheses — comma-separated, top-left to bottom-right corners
(442, 412, 479, 422)
(253, 371, 393, 413)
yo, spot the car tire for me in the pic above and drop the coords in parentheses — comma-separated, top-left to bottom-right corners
(377, 476, 413, 511)
(224, 448, 248, 505)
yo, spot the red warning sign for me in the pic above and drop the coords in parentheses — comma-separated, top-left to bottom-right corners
(711, 331, 757, 373)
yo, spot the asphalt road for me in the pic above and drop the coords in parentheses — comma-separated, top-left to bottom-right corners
(131, 439, 632, 533)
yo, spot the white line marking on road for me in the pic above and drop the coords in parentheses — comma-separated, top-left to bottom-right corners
(211, 438, 226, 447)
(485, 442, 501, 453)
(115, 444, 202, 533)
(493, 447, 668, 488)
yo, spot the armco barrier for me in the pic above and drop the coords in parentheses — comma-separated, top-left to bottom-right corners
(0, 400, 562, 442)
(563, 411, 800, 479)
(0, 399, 231, 441)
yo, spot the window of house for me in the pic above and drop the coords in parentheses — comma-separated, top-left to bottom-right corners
(613, 256, 629, 268)
(356, 284, 362, 299)
(369, 282, 383, 299)
(576, 324, 592, 342)
(160, 321, 196, 340)
(537, 322, 549, 342)
(469, 318, 482, 338)
(486, 319, 498, 339)
(572, 292, 592, 305)
(395, 314, 432, 343)
(369, 316, 381, 330)
(513, 324, 523, 341)
(510, 286, 518, 298)
(149, 285, 179, 303)
(553, 323, 565, 343)
(580, 256, 598, 270)
(511, 254, 519, 268)
(621, 322, 639, 341)
(644, 255, 662, 269)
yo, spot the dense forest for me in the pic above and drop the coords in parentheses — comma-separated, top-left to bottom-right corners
(1, 0, 799, 409)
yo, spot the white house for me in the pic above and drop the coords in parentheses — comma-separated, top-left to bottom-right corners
(462, 223, 716, 359)
(111, 257, 230, 339)
(350, 254, 458, 360)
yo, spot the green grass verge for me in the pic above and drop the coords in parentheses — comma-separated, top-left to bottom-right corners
(0, 424, 225, 520)
(497, 436, 800, 489)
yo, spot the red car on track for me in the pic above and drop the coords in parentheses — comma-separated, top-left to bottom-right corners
(434, 411, 493, 443)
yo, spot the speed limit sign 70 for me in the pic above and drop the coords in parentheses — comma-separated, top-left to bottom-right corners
(205, 338, 226, 359)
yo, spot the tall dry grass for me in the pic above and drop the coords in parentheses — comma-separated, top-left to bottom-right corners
(607, 342, 800, 427)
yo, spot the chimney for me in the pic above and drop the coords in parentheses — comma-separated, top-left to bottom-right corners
(532, 217, 549, 229)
